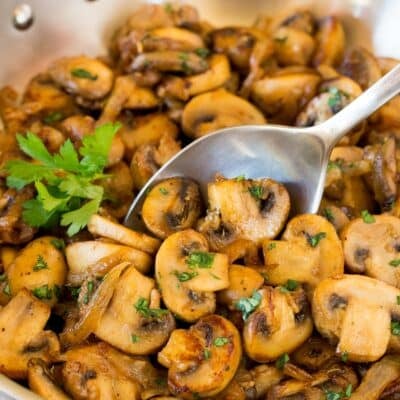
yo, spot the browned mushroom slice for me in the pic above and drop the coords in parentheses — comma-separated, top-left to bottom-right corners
(65, 240, 152, 285)
(243, 286, 313, 362)
(341, 214, 400, 287)
(350, 355, 400, 399)
(339, 47, 382, 90)
(61, 342, 142, 400)
(278, 10, 316, 34)
(95, 265, 175, 355)
(158, 314, 242, 398)
(378, 57, 400, 75)
(159, 54, 231, 101)
(262, 214, 344, 290)
(198, 178, 290, 250)
(273, 27, 315, 66)
(156, 230, 229, 322)
(48, 56, 114, 100)
(220, 239, 261, 265)
(312, 274, 400, 362)
(142, 178, 203, 239)
(7, 236, 67, 306)
(318, 201, 350, 232)
(0, 289, 60, 379)
(120, 113, 178, 160)
(250, 69, 320, 124)
(217, 265, 265, 310)
(182, 88, 266, 138)
(28, 358, 70, 400)
(312, 16, 345, 67)
(87, 214, 161, 255)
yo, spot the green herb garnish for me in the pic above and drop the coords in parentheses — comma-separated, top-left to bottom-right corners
(131, 334, 140, 343)
(390, 259, 400, 267)
(275, 353, 290, 369)
(0, 274, 6, 282)
(33, 255, 48, 271)
(397, 296, 400, 305)
(306, 232, 326, 247)
(235, 174, 246, 181)
(71, 68, 98, 80)
(186, 251, 215, 269)
(32, 284, 53, 300)
(267, 242, 276, 250)
(235, 291, 262, 320)
(134, 297, 168, 319)
(174, 270, 198, 282)
(322, 208, 335, 223)
(82, 280, 95, 305)
(325, 384, 352, 400)
(5, 123, 121, 236)
(326, 87, 348, 113)
(204, 348, 211, 360)
(159, 187, 169, 195)
(214, 337, 229, 347)
(361, 210, 375, 224)
(392, 321, 400, 336)
(179, 52, 191, 74)
(3, 284, 11, 297)
(280, 279, 299, 293)
(341, 351, 348, 363)
(248, 185, 263, 199)
(327, 161, 341, 171)
(43, 111, 64, 124)
(195, 48, 210, 59)
(51, 238, 66, 251)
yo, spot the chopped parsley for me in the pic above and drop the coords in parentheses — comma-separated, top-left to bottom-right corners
(275, 353, 290, 369)
(390, 259, 400, 267)
(203, 348, 211, 360)
(195, 47, 210, 59)
(32, 284, 53, 300)
(5, 122, 121, 236)
(235, 291, 262, 320)
(326, 87, 348, 113)
(341, 351, 348, 363)
(214, 337, 229, 347)
(322, 208, 335, 223)
(235, 174, 246, 181)
(82, 280, 95, 305)
(186, 251, 215, 269)
(361, 210, 375, 224)
(248, 185, 263, 199)
(134, 297, 168, 319)
(159, 187, 169, 195)
(33, 255, 48, 271)
(71, 68, 98, 80)
(0, 274, 6, 282)
(392, 321, 400, 336)
(131, 334, 140, 343)
(267, 242, 276, 250)
(43, 111, 64, 124)
(397, 296, 400, 305)
(70, 286, 81, 300)
(3, 283, 11, 297)
(327, 161, 341, 171)
(306, 232, 326, 248)
(179, 52, 191, 74)
(280, 279, 299, 293)
(174, 270, 198, 282)
(51, 238, 66, 250)
(209, 272, 221, 280)
(325, 384, 352, 400)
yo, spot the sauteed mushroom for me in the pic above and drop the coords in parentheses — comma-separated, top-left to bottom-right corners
(243, 286, 313, 362)
(142, 178, 203, 239)
(158, 314, 242, 398)
(198, 177, 290, 250)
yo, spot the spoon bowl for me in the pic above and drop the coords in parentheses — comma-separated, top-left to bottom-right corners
(125, 64, 400, 230)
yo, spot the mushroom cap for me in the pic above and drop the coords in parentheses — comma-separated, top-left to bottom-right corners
(158, 314, 242, 398)
(312, 274, 400, 362)
(243, 286, 313, 362)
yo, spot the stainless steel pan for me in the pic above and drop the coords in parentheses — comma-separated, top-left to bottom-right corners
(0, 0, 400, 398)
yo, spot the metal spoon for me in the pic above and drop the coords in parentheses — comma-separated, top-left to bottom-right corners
(125, 64, 400, 230)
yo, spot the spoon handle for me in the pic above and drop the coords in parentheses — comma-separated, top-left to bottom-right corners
(315, 63, 400, 148)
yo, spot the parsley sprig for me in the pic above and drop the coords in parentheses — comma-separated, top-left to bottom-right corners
(5, 123, 121, 236)
(235, 291, 262, 320)
(134, 297, 168, 319)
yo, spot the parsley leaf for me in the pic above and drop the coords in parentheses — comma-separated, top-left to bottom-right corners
(341, 351, 348, 363)
(51, 238, 66, 251)
(214, 337, 229, 347)
(204, 348, 211, 360)
(131, 334, 140, 343)
(306, 232, 326, 247)
(179, 52, 191, 74)
(32, 284, 53, 300)
(186, 251, 215, 269)
(325, 384, 352, 400)
(174, 270, 198, 282)
(159, 187, 169, 195)
(134, 297, 168, 319)
(235, 291, 262, 320)
(276, 353, 289, 369)
(43, 111, 64, 124)
(322, 208, 335, 223)
(361, 210, 375, 224)
(248, 185, 263, 199)
(5, 123, 121, 236)
(33, 255, 48, 271)
(391, 320, 400, 336)
(71, 68, 98, 80)
(390, 259, 400, 267)
(280, 279, 299, 293)
(397, 295, 400, 305)
(195, 48, 210, 59)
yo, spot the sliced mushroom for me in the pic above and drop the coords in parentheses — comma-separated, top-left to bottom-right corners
(217, 265, 265, 310)
(339, 46, 382, 90)
(158, 314, 242, 398)
(155, 229, 229, 322)
(28, 358, 70, 400)
(142, 178, 203, 239)
(263, 214, 344, 289)
(158, 54, 231, 101)
(61, 114, 95, 144)
(87, 214, 161, 255)
(341, 214, 400, 287)
(65, 240, 152, 285)
(130, 132, 181, 189)
(273, 27, 315, 66)
(220, 239, 261, 265)
(7, 236, 67, 306)
(278, 10, 316, 34)
(198, 178, 290, 250)
(61, 342, 141, 400)
(312, 274, 400, 362)
(312, 16, 345, 67)
(250, 69, 320, 124)
(378, 57, 400, 75)
(95, 265, 175, 355)
(48, 56, 114, 100)
(318, 201, 350, 232)
(182, 88, 266, 138)
(120, 113, 178, 159)
(243, 286, 313, 362)
(0, 289, 60, 379)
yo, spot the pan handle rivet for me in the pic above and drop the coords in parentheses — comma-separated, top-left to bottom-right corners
(12, 4, 34, 30)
